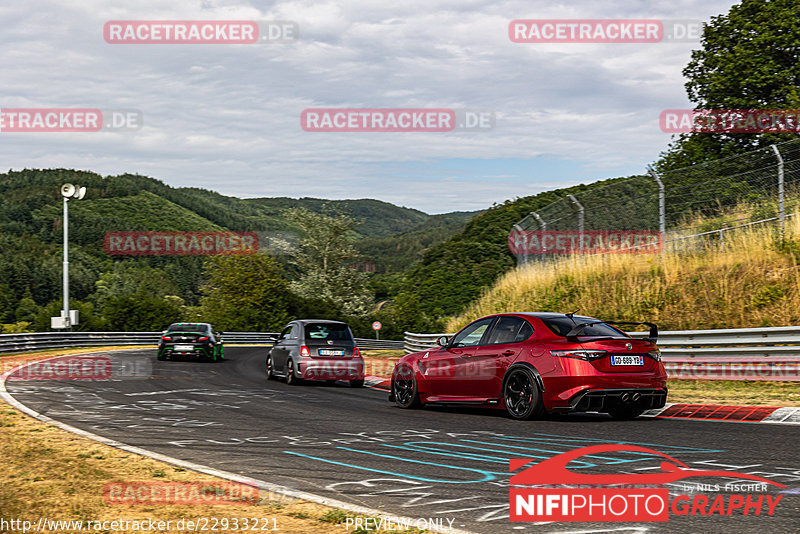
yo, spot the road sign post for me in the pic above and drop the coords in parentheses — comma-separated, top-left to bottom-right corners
(372, 321, 382, 340)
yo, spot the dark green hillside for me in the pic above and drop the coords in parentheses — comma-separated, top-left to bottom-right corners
(356, 211, 477, 273)
(248, 197, 429, 238)
(0, 170, 435, 239)
(0, 168, 478, 332)
(396, 178, 634, 318)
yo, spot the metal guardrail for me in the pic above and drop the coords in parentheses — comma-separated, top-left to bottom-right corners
(404, 326, 800, 381)
(404, 332, 448, 354)
(0, 331, 402, 354)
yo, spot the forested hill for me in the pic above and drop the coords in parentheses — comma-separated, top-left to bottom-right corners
(0, 168, 477, 329)
(0, 169, 456, 241)
(395, 176, 638, 319)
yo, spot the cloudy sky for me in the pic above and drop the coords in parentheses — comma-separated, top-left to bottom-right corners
(1, 0, 738, 213)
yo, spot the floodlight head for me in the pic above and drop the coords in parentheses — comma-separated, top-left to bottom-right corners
(61, 183, 76, 198)
(76, 186, 87, 200)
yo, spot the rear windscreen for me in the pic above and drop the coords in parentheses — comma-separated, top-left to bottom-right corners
(542, 317, 628, 338)
(305, 323, 353, 342)
(167, 324, 209, 333)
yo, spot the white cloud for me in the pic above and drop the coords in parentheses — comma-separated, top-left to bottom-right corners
(0, 0, 738, 213)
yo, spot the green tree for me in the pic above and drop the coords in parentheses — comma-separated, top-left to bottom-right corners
(0, 283, 17, 323)
(102, 293, 182, 331)
(14, 296, 40, 323)
(285, 207, 373, 316)
(199, 254, 292, 331)
(92, 262, 181, 311)
(657, 0, 800, 171)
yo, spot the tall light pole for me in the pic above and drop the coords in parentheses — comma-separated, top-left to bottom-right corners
(53, 183, 86, 330)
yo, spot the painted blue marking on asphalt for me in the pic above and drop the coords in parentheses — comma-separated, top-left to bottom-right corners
(458, 439, 667, 466)
(384, 441, 595, 468)
(283, 449, 496, 483)
(379, 442, 522, 466)
(285, 431, 723, 486)
(488, 434, 723, 453)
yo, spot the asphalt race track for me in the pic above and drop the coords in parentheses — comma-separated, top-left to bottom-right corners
(4, 347, 800, 533)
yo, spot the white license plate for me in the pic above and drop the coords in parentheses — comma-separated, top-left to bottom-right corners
(611, 355, 643, 366)
(174, 344, 194, 352)
(318, 349, 345, 356)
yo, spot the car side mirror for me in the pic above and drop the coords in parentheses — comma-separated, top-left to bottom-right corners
(436, 335, 450, 347)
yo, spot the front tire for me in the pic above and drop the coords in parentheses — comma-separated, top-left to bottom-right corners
(393, 366, 420, 408)
(503, 367, 544, 420)
(265, 355, 275, 380)
(285, 359, 302, 385)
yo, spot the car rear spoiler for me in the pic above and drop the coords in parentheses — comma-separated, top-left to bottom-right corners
(566, 321, 658, 344)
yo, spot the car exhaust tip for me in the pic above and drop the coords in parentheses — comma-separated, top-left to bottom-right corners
(631, 392, 641, 402)
(620, 392, 630, 403)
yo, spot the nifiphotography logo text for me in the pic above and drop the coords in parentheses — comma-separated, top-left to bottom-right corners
(509, 444, 785, 522)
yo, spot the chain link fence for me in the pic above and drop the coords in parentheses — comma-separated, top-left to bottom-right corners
(511, 138, 800, 264)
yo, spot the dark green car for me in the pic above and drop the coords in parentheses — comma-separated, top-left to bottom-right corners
(157, 323, 224, 362)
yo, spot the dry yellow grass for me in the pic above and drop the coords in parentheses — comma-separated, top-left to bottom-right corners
(448, 215, 800, 332)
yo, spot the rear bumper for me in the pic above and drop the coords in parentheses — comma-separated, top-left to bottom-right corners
(300, 359, 364, 380)
(562, 387, 668, 414)
(158, 345, 213, 357)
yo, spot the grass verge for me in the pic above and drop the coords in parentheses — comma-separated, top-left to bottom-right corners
(667, 379, 800, 406)
(448, 214, 800, 332)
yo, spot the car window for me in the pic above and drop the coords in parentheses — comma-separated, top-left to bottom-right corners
(279, 326, 293, 341)
(486, 316, 533, 345)
(167, 323, 208, 333)
(451, 317, 495, 347)
(542, 316, 629, 338)
(305, 323, 353, 342)
(288, 325, 299, 339)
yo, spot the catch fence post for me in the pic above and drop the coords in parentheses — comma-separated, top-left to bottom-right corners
(771, 144, 785, 239)
(567, 194, 584, 251)
(531, 212, 546, 254)
(649, 169, 666, 252)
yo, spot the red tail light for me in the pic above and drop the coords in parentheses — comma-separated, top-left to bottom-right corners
(353, 347, 361, 358)
(300, 346, 311, 357)
(161, 336, 172, 341)
(550, 349, 607, 361)
(197, 336, 210, 341)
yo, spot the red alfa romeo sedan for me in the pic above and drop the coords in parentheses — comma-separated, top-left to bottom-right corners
(390, 312, 667, 419)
